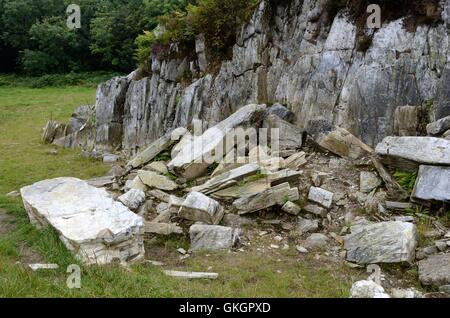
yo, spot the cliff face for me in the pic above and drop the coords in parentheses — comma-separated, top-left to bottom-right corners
(90, 0, 450, 155)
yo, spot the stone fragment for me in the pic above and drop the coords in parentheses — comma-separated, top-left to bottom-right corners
(391, 288, 423, 299)
(42, 120, 66, 144)
(144, 222, 183, 235)
(163, 270, 218, 280)
(28, 264, 59, 271)
(375, 137, 450, 167)
(360, 171, 382, 193)
(427, 115, 450, 136)
(282, 201, 301, 215)
(284, 152, 307, 170)
(20, 177, 144, 265)
(263, 114, 305, 157)
(303, 204, 327, 217)
(118, 189, 145, 210)
(296, 246, 309, 254)
(412, 165, 450, 202)
(103, 153, 120, 163)
(191, 163, 260, 195)
(304, 233, 329, 250)
(233, 183, 299, 215)
(297, 218, 319, 234)
(308, 187, 334, 209)
(189, 224, 240, 251)
(345, 221, 418, 265)
(370, 156, 409, 199)
(418, 254, 450, 287)
(146, 161, 169, 175)
(127, 127, 187, 169)
(138, 170, 178, 191)
(178, 192, 224, 225)
(385, 201, 413, 210)
(350, 280, 390, 298)
(168, 104, 267, 179)
(266, 103, 295, 123)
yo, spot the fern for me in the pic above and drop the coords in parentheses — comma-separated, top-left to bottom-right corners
(393, 171, 417, 193)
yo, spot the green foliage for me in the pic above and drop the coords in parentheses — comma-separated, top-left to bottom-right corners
(393, 171, 417, 193)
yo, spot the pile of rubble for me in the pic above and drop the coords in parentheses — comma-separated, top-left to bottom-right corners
(25, 106, 450, 294)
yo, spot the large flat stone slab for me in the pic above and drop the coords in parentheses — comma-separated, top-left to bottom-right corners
(412, 166, 450, 203)
(344, 221, 418, 265)
(375, 137, 450, 167)
(168, 104, 267, 179)
(20, 178, 144, 265)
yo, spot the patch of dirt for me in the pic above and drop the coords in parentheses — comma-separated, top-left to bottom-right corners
(0, 208, 42, 264)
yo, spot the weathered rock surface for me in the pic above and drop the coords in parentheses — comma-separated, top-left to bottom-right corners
(20, 178, 144, 265)
(266, 103, 295, 123)
(308, 187, 334, 209)
(233, 182, 299, 215)
(190, 224, 240, 251)
(375, 137, 450, 167)
(418, 254, 450, 287)
(345, 221, 418, 265)
(138, 170, 178, 191)
(118, 189, 145, 210)
(178, 192, 224, 225)
(412, 165, 450, 202)
(350, 280, 390, 298)
(281, 201, 301, 215)
(427, 115, 450, 136)
(263, 114, 305, 157)
(303, 233, 329, 250)
(168, 104, 267, 179)
(360, 171, 382, 194)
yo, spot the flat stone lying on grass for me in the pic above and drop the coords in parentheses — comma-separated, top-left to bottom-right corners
(426, 115, 450, 136)
(191, 163, 261, 195)
(308, 187, 334, 209)
(168, 104, 267, 179)
(375, 137, 450, 166)
(190, 224, 240, 251)
(118, 189, 145, 210)
(350, 280, 390, 298)
(138, 170, 178, 191)
(418, 254, 450, 288)
(163, 270, 218, 280)
(344, 221, 418, 265)
(178, 192, 224, 225)
(103, 153, 120, 163)
(20, 177, 144, 265)
(28, 264, 59, 271)
(233, 182, 299, 215)
(412, 165, 450, 202)
(127, 127, 187, 169)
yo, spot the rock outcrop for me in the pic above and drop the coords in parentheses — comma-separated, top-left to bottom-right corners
(53, 0, 450, 155)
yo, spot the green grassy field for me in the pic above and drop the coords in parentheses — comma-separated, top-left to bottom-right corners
(0, 83, 360, 297)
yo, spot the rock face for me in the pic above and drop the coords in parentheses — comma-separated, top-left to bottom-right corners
(412, 166, 450, 202)
(418, 254, 450, 287)
(20, 178, 144, 265)
(344, 222, 418, 265)
(189, 224, 240, 251)
(56, 0, 450, 154)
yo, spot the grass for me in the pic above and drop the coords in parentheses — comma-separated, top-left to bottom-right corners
(0, 83, 359, 297)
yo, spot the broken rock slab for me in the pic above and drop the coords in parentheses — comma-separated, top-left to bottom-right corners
(360, 171, 382, 194)
(168, 104, 267, 180)
(190, 224, 240, 251)
(418, 254, 450, 288)
(375, 137, 450, 167)
(266, 103, 295, 123)
(233, 182, 299, 215)
(427, 115, 450, 136)
(310, 124, 373, 160)
(20, 177, 144, 265)
(178, 192, 224, 225)
(127, 127, 187, 169)
(138, 170, 178, 191)
(412, 166, 450, 203)
(163, 270, 218, 280)
(344, 221, 418, 265)
(282, 201, 301, 215)
(284, 151, 307, 170)
(308, 187, 334, 209)
(263, 114, 305, 157)
(118, 189, 146, 210)
(191, 163, 261, 195)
